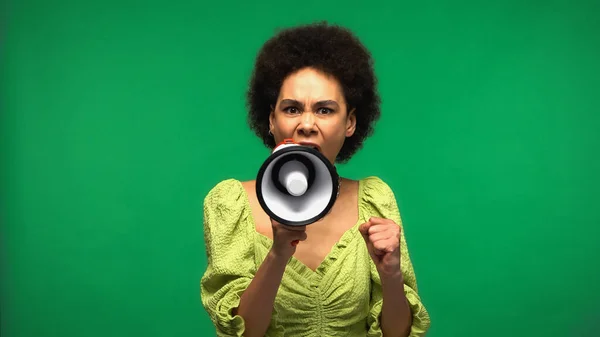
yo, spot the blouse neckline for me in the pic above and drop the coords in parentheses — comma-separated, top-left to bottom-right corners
(237, 178, 366, 279)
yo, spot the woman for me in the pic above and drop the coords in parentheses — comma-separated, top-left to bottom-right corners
(200, 22, 431, 337)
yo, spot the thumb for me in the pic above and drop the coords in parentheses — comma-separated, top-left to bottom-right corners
(359, 221, 378, 260)
(358, 221, 372, 241)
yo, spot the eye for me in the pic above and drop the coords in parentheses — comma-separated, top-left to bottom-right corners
(317, 107, 334, 114)
(283, 107, 300, 114)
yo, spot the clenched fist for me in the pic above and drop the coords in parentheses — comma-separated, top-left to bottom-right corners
(359, 216, 402, 277)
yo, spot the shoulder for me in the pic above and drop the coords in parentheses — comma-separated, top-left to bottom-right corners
(203, 178, 253, 234)
(203, 178, 249, 214)
(358, 176, 401, 219)
(204, 178, 242, 201)
(203, 178, 260, 212)
(359, 176, 397, 200)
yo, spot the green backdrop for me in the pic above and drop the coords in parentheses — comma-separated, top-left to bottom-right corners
(2, 0, 599, 336)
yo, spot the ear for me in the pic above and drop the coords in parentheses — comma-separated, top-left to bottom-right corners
(269, 105, 275, 131)
(345, 108, 357, 137)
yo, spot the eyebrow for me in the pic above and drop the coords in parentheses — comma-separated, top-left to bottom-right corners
(279, 99, 340, 109)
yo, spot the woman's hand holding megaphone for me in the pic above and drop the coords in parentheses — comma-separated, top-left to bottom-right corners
(269, 218, 308, 259)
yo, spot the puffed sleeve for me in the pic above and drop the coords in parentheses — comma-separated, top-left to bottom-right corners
(362, 177, 431, 337)
(200, 179, 255, 337)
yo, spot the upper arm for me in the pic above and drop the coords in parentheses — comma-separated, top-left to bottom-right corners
(200, 179, 255, 336)
(363, 176, 432, 336)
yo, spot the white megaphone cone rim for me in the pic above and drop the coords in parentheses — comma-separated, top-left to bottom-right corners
(256, 139, 340, 226)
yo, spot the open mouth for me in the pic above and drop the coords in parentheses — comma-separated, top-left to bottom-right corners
(297, 141, 321, 152)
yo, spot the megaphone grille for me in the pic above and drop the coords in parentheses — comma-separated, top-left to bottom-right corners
(256, 146, 339, 226)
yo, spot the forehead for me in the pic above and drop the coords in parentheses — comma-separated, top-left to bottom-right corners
(278, 68, 344, 101)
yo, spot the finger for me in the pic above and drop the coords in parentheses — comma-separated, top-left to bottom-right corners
(358, 221, 372, 236)
(368, 231, 391, 243)
(373, 239, 392, 253)
(279, 224, 307, 232)
(369, 217, 397, 226)
(370, 244, 386, 257)
(288, 231, 308, 242)
(373, 239, 398, 253)
(367, 224, 389, 235)
(291, 232, 308, 246)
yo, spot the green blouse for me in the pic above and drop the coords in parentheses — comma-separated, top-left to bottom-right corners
(200, 176, 431, 336)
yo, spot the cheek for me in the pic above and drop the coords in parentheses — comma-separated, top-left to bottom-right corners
(276, 120, 297, 134)
(321, 120, 348, 137)
(320, 126, 348, 155)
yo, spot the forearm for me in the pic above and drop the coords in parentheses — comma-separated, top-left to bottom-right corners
(235, 250, 288, 337)
(380, 272, 413, 337)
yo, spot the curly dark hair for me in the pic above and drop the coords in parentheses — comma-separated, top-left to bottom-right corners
(246, 21, 381, 163)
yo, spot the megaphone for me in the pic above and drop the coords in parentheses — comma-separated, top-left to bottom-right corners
(256, 139, 340, 226)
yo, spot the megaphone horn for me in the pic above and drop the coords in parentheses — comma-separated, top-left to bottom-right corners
(256, 139, 340, 226)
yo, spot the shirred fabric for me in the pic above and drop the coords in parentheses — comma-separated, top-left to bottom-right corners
(200, 176, 431, 336)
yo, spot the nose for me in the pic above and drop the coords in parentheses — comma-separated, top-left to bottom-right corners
(298, 112, 317, 136)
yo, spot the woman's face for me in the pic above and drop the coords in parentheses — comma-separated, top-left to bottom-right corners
(269, 67, 356, 164)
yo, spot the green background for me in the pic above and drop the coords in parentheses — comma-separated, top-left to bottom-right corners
(2, 0, 599, 336)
